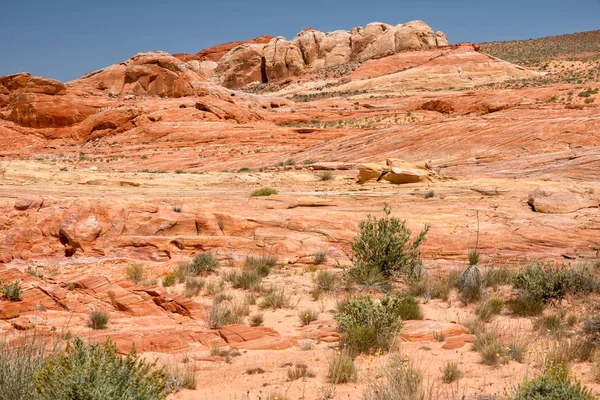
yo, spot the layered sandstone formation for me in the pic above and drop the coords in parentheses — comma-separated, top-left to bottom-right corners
(209, 21, 448, 88)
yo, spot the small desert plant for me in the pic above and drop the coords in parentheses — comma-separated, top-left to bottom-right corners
(162, 272, 177, 288)
(250, 187, 278, 197)
(125, 264, 145, 284)
(299, 340, 315, 351)
(89, 310, 110, 330)
(287, 362, 315, 380)
(183, 278, 204, 298)
(364, 356, 422, 400)
(259, 287, 292, 310)
(164, 363, 197, 391)
(513, 365, 594, 400)
(244, 254, 277, 276)
(441, 361, 463, 383)
(319, 171, 334, 181)
(187, 253, 219, 276)
(474, 327, 526, 366)
(34, 337, 170, 399)
(0, 279, 22, 301)
(482, 267, 515, 288)
(468, 248, 480, 266)
(394, 295, 424, 320)
(459, 264, 482, 304)
(299, 309, 319, 326)
(534, 311, 567, 338)
(350, 204, 429, 282)
(206, 300, 244, 329)
(328, 352, 357, 384)
(313, 251, 327, 265)
(245, 367, 265, 375)
(512, 262, 598, 304)
(345, 264, 391, 293)
(312, 270, 336, 299)
(476, 297, 504, 322)
(226, 269, 262, 291)
(249, 313, 264, 327)
(507, 294, 545, 316)
(334, 294, 406, 354)
(0, 336, 45, 400)
(409, 271, 458, 302)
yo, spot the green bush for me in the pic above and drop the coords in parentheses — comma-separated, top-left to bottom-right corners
(328, 352, 357, 384)
(334, 294, 406, 354)
(394, 295, 423, 320)
(89, 310, 109, 330)
(34, 337, 170, 400)
(299, 309, 319, 326)
(244, 255, 277, 276)
(162, 273, 177, 288)
(345, 264, 391, 293)
(364, 356, 422, 400)
(313, 251, 327, 265)
(350, 204, 429, 282)
(0, 279, 22, 301)
(513, 367, 594, 400)
(441, 361, 463, 383)
(0, 337, 45, 400)
(512, 263, 597, 304)
(313, 270, 336, 297)
(319, 171, 334, 181)
(125, 264, 145, 284)
(507, 294, 545, 317)
(476, 297, 504, 322)
(187, 253, 219, 276)
(258, 287, 292, 309)
(250, 187, 278, 197)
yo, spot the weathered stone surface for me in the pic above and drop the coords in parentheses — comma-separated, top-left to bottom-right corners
(219, 324, 297, 350)
(357, 159, 434, 184)
(263, 37, 305, 82)
(400, 320, 468, 342)
(528, 186, 599, 213)
(214, 44, 267, 88)
(296, 319, 341, 343)
(14, 196, 43, 211)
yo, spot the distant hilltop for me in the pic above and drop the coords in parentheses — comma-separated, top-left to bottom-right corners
(175, 21, 448, 88)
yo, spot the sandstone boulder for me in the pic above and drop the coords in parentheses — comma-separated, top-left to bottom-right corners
(357, 159, 435, 184)
(436, 31, 449, 46)
(263, 37, 305, 81)
(215, 44, 267, 88)
(14, 196, 44, 211)
(528, 186, 599, 213)
(0, 73, 66, 95)
(395, 20, 438, 52)
(351, 23, 396, 62)
(293, 29, 326, 66)
(400, 320, 467, 342)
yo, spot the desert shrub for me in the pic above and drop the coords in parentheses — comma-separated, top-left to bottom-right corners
(244, 255, 277, 276)
(299, 340, 315, 351)
(468, 249, 480, 266)
(583, 315, 600, 339)
(250, 187, 277, 197)
(226, 269, 262, 291)
(313, 251, 327, 265)
(187, 253, 219, 276)
(534, 311, 567, 338)
(89, 310, 110, 330)
(546, 337, 596, 365)
(328, 352, 357, 384)
(334, 294, 406, 354)
(409, 272, 458, 302)
(350, 204, 429, 282)
(183, 278, 204, 298)
(125, 264, 145, 284)
(441, 361, 463, 383)
(162, 273, 177, 288)
(249, 313, 264, 327)
(0, 337, 45, 400)
(474, 327, 526, 366)
(245, 367, 265, 375)
(319, 171, 334, 181)
(393, 295, 423, 320)
(0, 279, 22, 302)
(459, 265, 482, 304)
(513, 263, 597, 304)
(33, 337, 170, 400)
(476, 297, 504, 322)
(482, 267, 515, 288)
(287, 363, 315, 380)
(312, 270, 336, 299)
(364, 355, 422, 400)
(298, 309, 319, 326)
(258, 287, 292, 309)
(164, 363, 196, 391)
(507, 294, 545, 316)
(206, 300, 244, 329)
(513, 366, 594, 400)
(345, 264, 391, 293)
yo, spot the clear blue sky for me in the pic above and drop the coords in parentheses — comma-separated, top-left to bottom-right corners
(1, 0, 599, 82)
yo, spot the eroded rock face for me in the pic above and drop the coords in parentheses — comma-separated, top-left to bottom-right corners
(357, 159, 436, 184)
(211, 20, 447, 88)
(528, 186, 599, 213)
